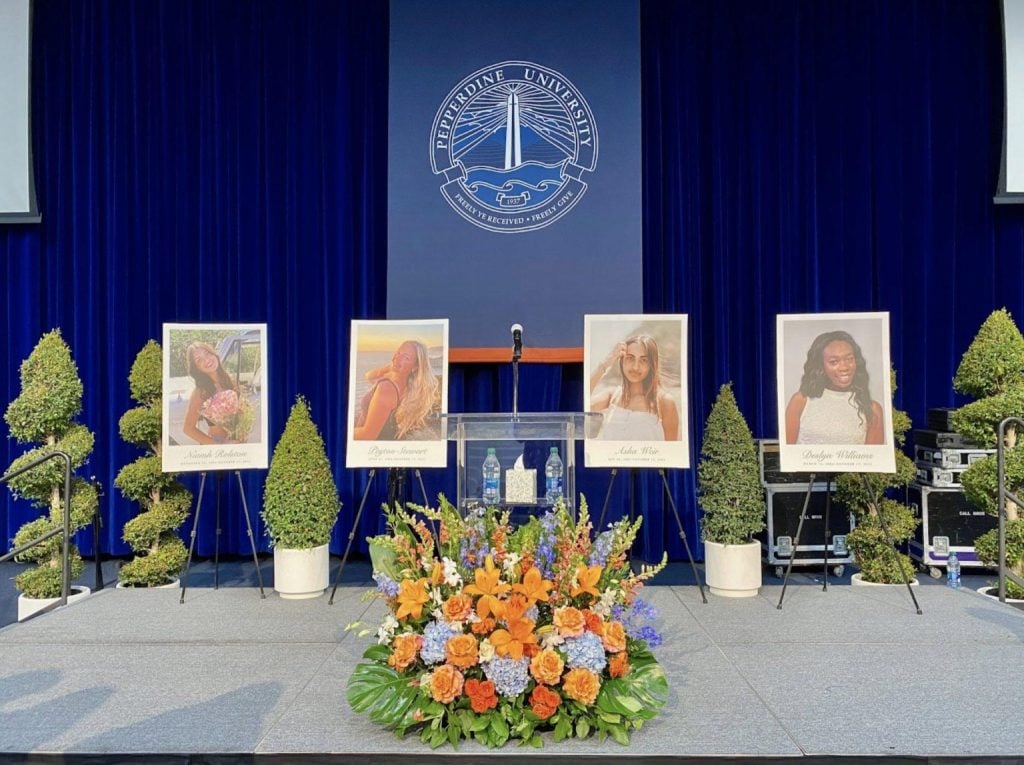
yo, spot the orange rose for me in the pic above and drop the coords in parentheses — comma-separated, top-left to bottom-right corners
(471, 617, 495, 635)
(553, 606, 586, 637)
(583, 609, 604, 634)
(445, 633, 479, 669)
(608, 652, 631, 678)
(442, 593, 474, 623)
(529, 684, 561, 720)
(387, 633, 422, 672)
(429, 664, 464, 704)
(464, 678, 498, 713)
(529, 648, 565, 685)
(601, 620, 627, 654)
(562, 668, 601, 706)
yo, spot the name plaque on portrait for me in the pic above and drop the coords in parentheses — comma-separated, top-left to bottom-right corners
(775, 312, 895, 474)
(346, 319, 449, 469)
(161, 323, 269, 473)
(583, 314, 690, 469)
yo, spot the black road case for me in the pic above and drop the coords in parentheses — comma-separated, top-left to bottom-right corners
(906, 482, 996, 577)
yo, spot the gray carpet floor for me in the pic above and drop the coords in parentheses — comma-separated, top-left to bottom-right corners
(1, 559, 1023, 761)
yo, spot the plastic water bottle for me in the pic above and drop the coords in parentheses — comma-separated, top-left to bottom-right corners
(545, 447, 563, 503)
(947, 551, 961, 589)
(482, 448, 500, 505)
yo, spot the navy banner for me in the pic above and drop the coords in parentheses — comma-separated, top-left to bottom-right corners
(387, 0, 642, 350)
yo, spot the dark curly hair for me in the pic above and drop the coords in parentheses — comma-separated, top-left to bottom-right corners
(798, 331, 874, 429)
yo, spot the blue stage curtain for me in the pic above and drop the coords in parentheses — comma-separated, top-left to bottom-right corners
(2, 0, 1023, 564)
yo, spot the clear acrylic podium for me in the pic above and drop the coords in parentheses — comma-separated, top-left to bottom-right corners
(443, 413, 601, 515)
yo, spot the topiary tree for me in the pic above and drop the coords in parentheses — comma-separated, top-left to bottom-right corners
(836, 369, 918, 583)
(3, 330, 98, 598)
(115, 340, 192, 586)
(698, 383, 765, 544)
(951, 308, 1024, 596)
(262, 395, 340, 550)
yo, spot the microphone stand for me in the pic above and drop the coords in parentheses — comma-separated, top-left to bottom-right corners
(512, 346, 521, 417)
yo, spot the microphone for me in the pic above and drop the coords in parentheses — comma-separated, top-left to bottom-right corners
(511, 323, 523, 361)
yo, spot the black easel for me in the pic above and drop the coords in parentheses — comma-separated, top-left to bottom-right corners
(596, 467, 706, 604)
(180, 470, 265, 603)
(328, 466, 434, 604)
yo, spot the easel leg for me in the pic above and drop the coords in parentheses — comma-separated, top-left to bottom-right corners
(180, 472, 208, 604)
(596, 469, 619, 531)
(329, 468, 376, 605)
(93, 505, 104, 591)
(777, 474, 816, 610)
(235, 471, 266, 598)
(860, 475, 922, 615)
(821, 474, 832, 592)
(214, 472, 222, 590)
(658, 469, 707, 604)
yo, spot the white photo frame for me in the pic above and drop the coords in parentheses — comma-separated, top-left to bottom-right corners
(346, 319, 449, 468)
(584, 314, 689, 469)
(776, 312, 895, 474)
(161, 323, 269, 473)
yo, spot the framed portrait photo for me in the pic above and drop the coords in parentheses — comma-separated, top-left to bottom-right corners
(161, 323, 269, 473)
(775, 312, 895, 474)
(584, 314, 689, 469)
(346, 318, 449, 468)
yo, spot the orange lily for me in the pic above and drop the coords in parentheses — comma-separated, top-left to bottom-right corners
(462, 556, 510, 619)
(395, 577, 430, 621)
(570, 564, 602, 600)
(511, 566, 553, 605)
(490, 616, 538, 660)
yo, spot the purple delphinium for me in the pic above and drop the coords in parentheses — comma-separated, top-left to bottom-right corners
(612, 597, 663, 649)
(372, 572, 400, 598)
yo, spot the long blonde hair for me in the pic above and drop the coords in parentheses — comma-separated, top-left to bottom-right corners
(615, 334, 663, 416)
(395, 341, 439, 439)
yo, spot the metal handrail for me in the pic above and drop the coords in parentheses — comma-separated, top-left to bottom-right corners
(997, 418, 1024, 602)
(0, 451, 73, 613)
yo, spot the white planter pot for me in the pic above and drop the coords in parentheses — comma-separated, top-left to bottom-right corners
(704, 540, 761, 598)
(18, 585, 91, 622)
(851, 573, 918, 587)
(273, 543, 329, 599)
(975, 585, 1024, 604)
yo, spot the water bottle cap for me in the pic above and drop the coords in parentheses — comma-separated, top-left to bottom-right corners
(487, 448, 496, 454)
(550, 446, 558, 453)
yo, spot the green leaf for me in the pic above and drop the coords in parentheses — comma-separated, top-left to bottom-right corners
(576, 718, 591, 738)
(346, 662, 419, 729)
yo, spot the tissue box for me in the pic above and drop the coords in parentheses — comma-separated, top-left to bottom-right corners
(505, 468, 537, 504)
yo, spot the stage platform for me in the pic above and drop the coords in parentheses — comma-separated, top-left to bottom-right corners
(1, 564, 1024, 764)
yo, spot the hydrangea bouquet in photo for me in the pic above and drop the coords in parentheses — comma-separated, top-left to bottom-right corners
(347, 497, 668, 748)
(200, 389, 254, 442)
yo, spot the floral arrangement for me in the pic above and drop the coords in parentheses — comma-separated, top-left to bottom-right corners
(347, 496, 668, 749)
(200, 389, 254, 442)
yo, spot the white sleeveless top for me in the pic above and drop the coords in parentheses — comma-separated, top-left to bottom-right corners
(797, 389, 867, 445)
(598, 404, 664, 441)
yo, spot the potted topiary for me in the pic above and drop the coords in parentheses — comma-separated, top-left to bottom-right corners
(698, 383, 766, 597)
(951, 308, 1024, 598)
(836, 369, 918, 585)
(3, 330, 99, 620)
(262, 395, 340, 599)
(115, 340, 192, 588)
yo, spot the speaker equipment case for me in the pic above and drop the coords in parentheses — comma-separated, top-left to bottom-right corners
(915, 462, 966, 488)
(906, 482, 996, 577)
(926, 407, 957, 433)
(912, 429, 974, 449)
(914, 445, 993, 469)
(760, 485, 855, 577)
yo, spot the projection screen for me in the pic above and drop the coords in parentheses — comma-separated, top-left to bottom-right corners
(0, 0, 39, 223)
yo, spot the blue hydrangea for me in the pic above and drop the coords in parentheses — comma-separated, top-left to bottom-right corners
(563, 631, 607, 673)
(420, 620, 459, 665)
(483, 656, 530, 697)
(372, 572, 399, 598)
(613, 598, 663, 649)
(589, 529, 615, 567)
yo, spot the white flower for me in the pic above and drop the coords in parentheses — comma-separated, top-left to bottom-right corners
(376, 614, 399, 644)
(430, 607, 443, 621)
(429, 587, 444, 605)
(478, 638, 496, 663)
(502, 552, 520, 577)
(540, 631, 565, 649)
(592, 588, 617, 617)
(442, 557, 462, 588)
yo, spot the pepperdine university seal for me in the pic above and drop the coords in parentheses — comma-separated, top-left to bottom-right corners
(430, 61, 598, 234)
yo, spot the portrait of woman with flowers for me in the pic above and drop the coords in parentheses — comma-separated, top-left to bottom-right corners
(347, 497, 668, 748)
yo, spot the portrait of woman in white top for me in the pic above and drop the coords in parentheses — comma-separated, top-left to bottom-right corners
(590, 333, 680, 441)
(784, 330, 884, 445)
